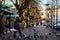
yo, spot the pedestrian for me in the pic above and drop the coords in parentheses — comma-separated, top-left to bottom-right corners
(49, 33, 51, 35)
(24, 35, 31, 40)
(45, 35, 47, 38)
(45, 33, 48, 38)
(14, 21, 22, 37)
(40, 35, 43, 40)
(10, 19, 14, 28)
(35, 33, 39, 40)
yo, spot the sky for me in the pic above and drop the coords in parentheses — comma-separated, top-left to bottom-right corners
(5, 0, 15, 8)
(37, 0, 52, 10)
(5, 0, 60, 9)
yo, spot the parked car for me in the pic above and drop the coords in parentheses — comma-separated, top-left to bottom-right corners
(53, 22, 60, 36)
(53, 22, 60, 30)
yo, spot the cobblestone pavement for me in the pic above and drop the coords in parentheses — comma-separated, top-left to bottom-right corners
(21, 25, 60, 40)
(0, 25, 60, 40)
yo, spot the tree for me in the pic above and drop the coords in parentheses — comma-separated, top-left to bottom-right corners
(10, 0, 42, 36)
(10, 0, 31, 36)
(10, 0, 30, 16)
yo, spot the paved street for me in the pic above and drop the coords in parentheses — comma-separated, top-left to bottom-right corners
(21, 25, 60, 40)
(0, 25, 60, 40)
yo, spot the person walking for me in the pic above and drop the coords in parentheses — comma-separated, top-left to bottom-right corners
(14, 17, 22, 37)
(40, 35, 44, 40)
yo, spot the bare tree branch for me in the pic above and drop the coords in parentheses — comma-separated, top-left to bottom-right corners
(10, 0, 16, 6)
(18, 0, 30, 15)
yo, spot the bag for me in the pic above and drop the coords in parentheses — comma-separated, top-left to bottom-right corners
(19, 22, 24, 29)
